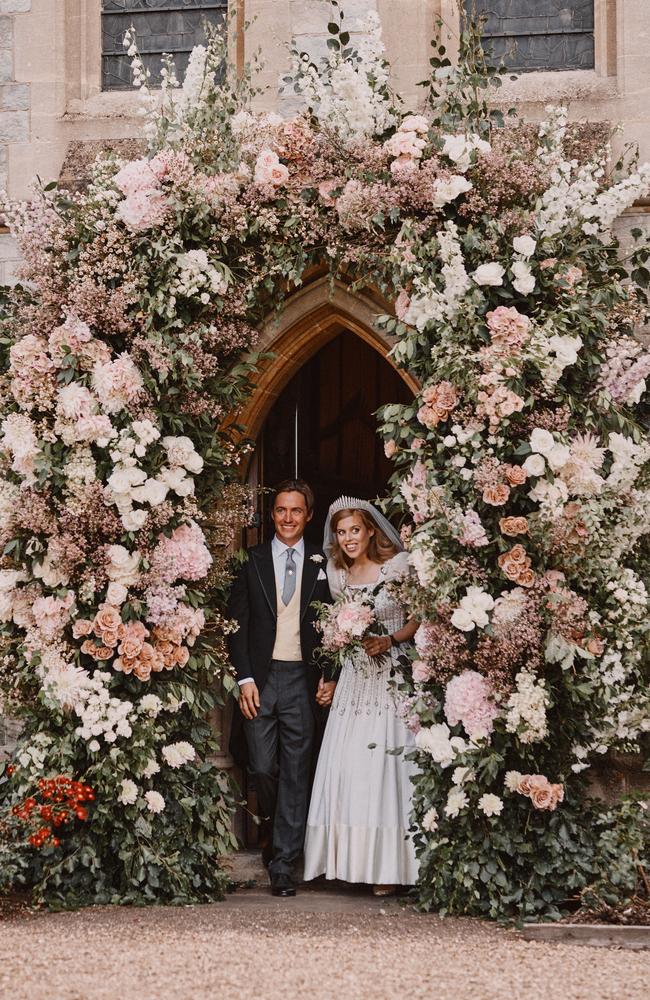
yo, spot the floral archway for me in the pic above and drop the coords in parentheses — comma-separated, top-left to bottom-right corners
(0, 8, 648, 917)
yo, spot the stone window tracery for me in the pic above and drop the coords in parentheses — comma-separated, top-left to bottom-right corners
(465, 1, 595, 72)
(101, 0, 228, 91)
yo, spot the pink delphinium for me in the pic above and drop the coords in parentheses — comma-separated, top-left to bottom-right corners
(444, 669, 499, 738)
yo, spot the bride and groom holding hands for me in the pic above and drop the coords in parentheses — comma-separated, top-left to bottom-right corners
(228, 478, 419, 898)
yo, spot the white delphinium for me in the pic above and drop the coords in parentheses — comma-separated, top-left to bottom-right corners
(119, 779, 139, 806)
(444, 786, 469, 818)
(161, 741, 196, 768)
(288, 12, 396, 141)
(145, 790, 166, 814)
(398, 222, 471, 344)
(505, 670, 549, 743)
(176, 45, 212, 115)
(478, 793, 503, 818)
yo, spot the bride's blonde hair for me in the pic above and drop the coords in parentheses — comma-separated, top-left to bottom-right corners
(329, 508, 398, 570)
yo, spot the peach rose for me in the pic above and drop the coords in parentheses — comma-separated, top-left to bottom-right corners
(504, 464, 527, 486)
(586, 636, 605, 656)
(530, 783, 557, 811)
(499, 558, 523, 582)
(412, 659, 432, 683)
(119, 635, 145, 660)
(93, 606, 122, 635)
(435, 382, 458, 411)
(517, 774, 534, 796)
(499, 516, 529, 537)
(384, 439, 397, 458)
(99, 629, 121, 649)
(174, 645, 190, 667)
(93, 645, 113, 660)
(482, 484, 510, 506)
(551, 783, 565, 804)
(508, 544, 528, 565)
(517, 568, 536, 588)
(73, 619, 93, 638)
(132, 659, 152, 682)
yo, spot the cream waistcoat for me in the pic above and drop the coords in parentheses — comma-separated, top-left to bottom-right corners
(272, 572, 303, 661)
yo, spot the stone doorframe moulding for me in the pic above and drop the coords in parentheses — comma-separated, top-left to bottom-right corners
(235, 273, 419, 452)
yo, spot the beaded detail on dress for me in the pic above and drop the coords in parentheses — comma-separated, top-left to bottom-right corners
(334, 560, 407, 718)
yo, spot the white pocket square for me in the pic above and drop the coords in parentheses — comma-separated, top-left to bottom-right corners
(317, 569, 327, 581)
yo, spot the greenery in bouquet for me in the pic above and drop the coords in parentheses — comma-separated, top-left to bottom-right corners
(0, 3, 647, 917)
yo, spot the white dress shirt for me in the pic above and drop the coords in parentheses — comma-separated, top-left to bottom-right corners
(238, 536, 305, 687)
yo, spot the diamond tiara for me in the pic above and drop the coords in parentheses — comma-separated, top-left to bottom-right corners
(328, 496, 374, 516)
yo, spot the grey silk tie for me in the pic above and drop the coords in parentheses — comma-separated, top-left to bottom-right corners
(282, 547, 296, 605)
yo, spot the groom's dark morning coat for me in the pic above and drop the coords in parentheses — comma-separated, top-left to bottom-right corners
(227, 539, 333, 696)
(227, 538, 333, 877)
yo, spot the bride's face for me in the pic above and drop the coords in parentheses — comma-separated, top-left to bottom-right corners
(335, 512, 374, 561)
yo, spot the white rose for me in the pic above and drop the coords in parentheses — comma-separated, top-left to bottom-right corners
(130, 478, 169, 506)
(522, 453, 546, 477)
(118, 778, 138, 805)
(441, 134, 471, 170)
(513, 235, 537, 258)
(106, 582, 128, 606)
(121, 509, 147, 532)
(529, 428, 555, 456)
(450, 607, 476, 631)
(144, 790, 165, 814)
(157, 466, 187, 491)
(511, 260, 536, 295)
(546, 443, 571, 472)
(107, 467, 147, 493)
(478, 793, 503, 817)
(431, 175, 473, 207)
(472, 262, 505, 286)
(549, 334, 582, 366)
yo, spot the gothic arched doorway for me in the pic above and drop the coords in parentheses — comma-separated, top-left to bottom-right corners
(248, 329, 413, 544)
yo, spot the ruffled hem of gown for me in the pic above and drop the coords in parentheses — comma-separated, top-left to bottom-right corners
(303, 822, 418, 885)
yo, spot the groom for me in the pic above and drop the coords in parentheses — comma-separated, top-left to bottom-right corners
(227, 479, 335, 897)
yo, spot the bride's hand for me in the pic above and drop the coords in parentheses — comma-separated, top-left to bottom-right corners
(362, 634, 392, 658)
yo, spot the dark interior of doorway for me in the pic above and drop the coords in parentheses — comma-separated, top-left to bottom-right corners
(253, 329, 413, 544)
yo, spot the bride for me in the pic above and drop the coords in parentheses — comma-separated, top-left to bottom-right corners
(303, 497, 419, 893)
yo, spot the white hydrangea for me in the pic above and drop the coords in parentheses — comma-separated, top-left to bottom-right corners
(505, 670, 549, 744)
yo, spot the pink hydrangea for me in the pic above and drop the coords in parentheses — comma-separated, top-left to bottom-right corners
(151, 521, 212, 584)
(414, 620, 437, 660)
(458, 510, 489, 548)
(444, 669, 499, 739)
(92, 353, 144, 414)
(116, 190, 169, 232)
(48, 314, 93, 363)
(32, 591, 75, 641)
(485, 306, 531, 354)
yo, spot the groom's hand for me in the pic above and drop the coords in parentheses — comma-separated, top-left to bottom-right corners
(239, 681, 260, 720)
(316, 678, 336, 707)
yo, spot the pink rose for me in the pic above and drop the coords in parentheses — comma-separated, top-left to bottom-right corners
(412, 659, 432, 684)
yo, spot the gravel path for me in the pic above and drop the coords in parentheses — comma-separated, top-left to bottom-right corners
(1, 884, 648, 1000)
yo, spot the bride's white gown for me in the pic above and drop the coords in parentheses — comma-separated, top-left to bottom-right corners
(303, 551, 419, 885)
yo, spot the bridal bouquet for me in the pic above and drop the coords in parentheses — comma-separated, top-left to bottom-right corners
(313, 592, 379, 674)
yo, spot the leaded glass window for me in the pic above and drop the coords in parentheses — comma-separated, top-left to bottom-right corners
(101, 1, 228, 91)
(465, 1, 595, 72)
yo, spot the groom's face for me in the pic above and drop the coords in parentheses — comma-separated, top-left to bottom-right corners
(272, 491, 312, 547)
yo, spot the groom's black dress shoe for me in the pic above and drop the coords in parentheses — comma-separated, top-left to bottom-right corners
(271, 873, 296, 897)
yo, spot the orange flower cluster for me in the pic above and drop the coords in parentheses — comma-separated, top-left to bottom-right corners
(75, 605, 125, 661)
(480, 462, 527, 507)
(417, 381, 459, 430)
(517, 774, 564, 811)
(12, 776, 95, 849)
(498, 544, 535, 587)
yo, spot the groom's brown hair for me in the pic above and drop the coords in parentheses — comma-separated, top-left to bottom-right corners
(271, 478, 315, 514)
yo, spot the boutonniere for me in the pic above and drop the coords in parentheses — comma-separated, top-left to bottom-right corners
(310, 554, 324, 563)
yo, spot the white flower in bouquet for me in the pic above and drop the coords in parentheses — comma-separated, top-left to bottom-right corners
(546, 443, 571, 473)
(478, 793, 503, 817)
(513, 235, 537, 258)
(162, 741, 196, 768)
(444, 786, 469, 818)
(144, 790, 165, 814)
(318, 593, 376, 655)
(119, 778, 139, 806)
(511, 260, 536, 295)
(472, 262, 505, 287)
(422, 807, 439, 832)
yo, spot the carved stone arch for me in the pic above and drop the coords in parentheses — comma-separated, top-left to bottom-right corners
(237, 273, 418, 445)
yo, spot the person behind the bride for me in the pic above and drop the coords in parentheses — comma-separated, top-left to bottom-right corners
(303, 497, 419, 895)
